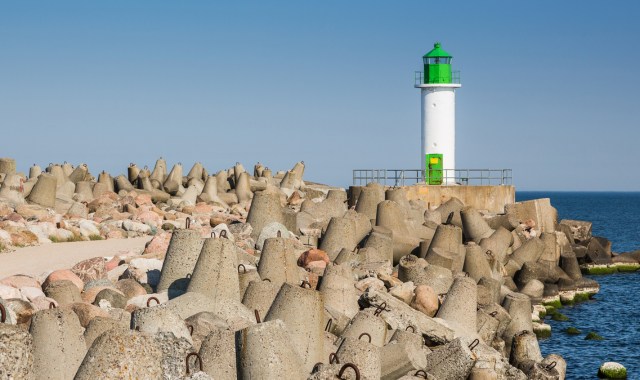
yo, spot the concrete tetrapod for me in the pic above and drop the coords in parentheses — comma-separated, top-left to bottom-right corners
(0, 157, 16, 175)
(427, 223, 463, 256)
(463, 243, 493, 282)
(423, 337, 477, 380)
(156, 228, 204, 296)
(461, 207, 495, 243)
(235, 172, 253, 203)
(340, 309, 389, 348)
(376, 200, 421, 264)
(435, 276, 478, 338)
(501, 292, 533, 357)
(246, 189, 286, 240)
(131, 306, 193, 344)
(435, 197, 465, 225)
(199, 328, 236, 380)
(257, 236, 301, 287)
(29, 308, 86, 380)
(0, 323, 34, 379)
(26, 172, 57, 208)
(380, 339, 430, 380)
(163, 163, 183, 195)
(264, 283, 324, 372)
(319, 217, 357, 261)
(355, 184, 385, 224)
(44, 280, 83, 306)
(74, 329, 163, 380)
(319, 264, 360, 319)
(0, 174, 26, 207)
(237, 319, 306, 380)
(334, 336, 381, 380)
(479, 227, 513, 265)
(363, 227, 394, 264)
(241, 279, 281, 319)
(510, 330, 546, 376)
(398, 255, 453, 295)
(187, 237, 240, 303)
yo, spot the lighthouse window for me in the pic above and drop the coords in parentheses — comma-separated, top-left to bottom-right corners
(424, 57, 451, 65)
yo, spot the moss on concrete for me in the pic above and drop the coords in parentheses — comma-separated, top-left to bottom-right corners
(598, 362, 627, 379)
(615, 264, 640, 273)
(551, 312, 569, 322)
(574, 292, 591, 302)
(585, 331, 604, 340)
(581, 266, 618, 275)
(543, 299, 562, 309)
(565, 327, 581, 335)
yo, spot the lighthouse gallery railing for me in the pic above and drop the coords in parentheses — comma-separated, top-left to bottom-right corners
(352, 169, 512, 187)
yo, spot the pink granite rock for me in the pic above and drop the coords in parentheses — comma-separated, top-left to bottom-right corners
(410, 284, 439, 317)
(43, 269, 84, 292)
(71, 257, 107, 283)
(0, 274, 41, 289)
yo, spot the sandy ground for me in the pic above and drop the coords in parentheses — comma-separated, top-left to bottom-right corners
(0, 236, 152, 279)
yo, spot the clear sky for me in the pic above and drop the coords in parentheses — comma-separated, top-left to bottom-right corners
(1, 1, 639, 191)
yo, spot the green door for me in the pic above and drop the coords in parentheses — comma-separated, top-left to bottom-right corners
(426, 154, 443, 185)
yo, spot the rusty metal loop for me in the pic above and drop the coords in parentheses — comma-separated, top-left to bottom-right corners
(300, 280, 312, 289)
(358, 332, 371, 343)
(405, 325, 416, 333)
(485, 249, 493, 257)
(489, 311, 498, 317)
(262, 278, 272, 282)
(337, 363, 360, 380)
(185, 217, 191, 229)
(146, 296, 160, 307)
(312, 362, 323, 374)
(468, 338, 479, 351)
(49, 301, 57, 309)
(0, 303, 5, 323)
(325, 319, 333, 332)
(516, 330, 529, 337)
(188, 325, 194, 336)
(464, 272, 470, 277)
(238, 264, 246, 274)
(445, 211, 455, 225)
(414, 370, 428, 379)
(329, 352, 340, 364)
(185, 352, 203, 375)
(373, 302, 388, 316)
(254, 309, 261, 323)
(276, 230, 282, 238)
(545, 361, 557, 370)
(211, 231, 216, 238)
(220, 230, 228, 239)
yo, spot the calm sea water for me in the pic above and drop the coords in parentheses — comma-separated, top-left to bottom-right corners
(517, 192, 640, 379)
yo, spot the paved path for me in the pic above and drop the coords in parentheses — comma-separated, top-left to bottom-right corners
(0, 236, 152, 279)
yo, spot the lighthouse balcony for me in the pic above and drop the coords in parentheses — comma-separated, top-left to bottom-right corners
(414, 71, 461, 86)
(352, 168, 512, 187)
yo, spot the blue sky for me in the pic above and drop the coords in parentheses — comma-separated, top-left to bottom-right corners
(1, 1, 639, 190)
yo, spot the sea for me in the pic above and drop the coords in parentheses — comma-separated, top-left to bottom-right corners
(517, 192, 640, 379)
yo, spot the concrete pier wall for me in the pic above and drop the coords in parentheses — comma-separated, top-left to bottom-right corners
(405, 185, 515, 214)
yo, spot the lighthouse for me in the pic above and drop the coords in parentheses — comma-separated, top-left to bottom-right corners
(416, 42, 461, 185)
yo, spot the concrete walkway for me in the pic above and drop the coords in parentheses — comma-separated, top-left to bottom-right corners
(0, 236, 152, 279)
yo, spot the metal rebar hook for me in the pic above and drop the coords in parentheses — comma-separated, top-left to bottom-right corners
(185, 352, 203, 375)
(146, 297, 160, 307)
(337, 363, 360, 380)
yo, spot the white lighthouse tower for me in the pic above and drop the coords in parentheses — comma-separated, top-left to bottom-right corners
(415, 42, 461, 185)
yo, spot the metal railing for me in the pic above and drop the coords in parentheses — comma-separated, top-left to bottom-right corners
(414, 70, 461, 86)
(352, 169, 512, 187)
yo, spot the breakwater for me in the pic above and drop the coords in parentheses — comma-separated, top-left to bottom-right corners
(520, 191, 639, 379)
(0, 158, 634, 379)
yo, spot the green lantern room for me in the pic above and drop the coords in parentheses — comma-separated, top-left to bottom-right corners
(423, 42, 453, 84)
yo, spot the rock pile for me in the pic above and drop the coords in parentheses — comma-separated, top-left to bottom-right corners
(0, 156, 624, 379)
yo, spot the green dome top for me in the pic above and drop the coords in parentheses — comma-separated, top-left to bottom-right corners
(423, 42, 452, 58)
